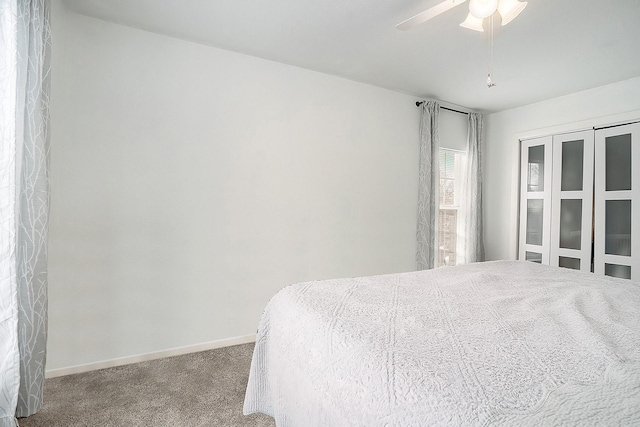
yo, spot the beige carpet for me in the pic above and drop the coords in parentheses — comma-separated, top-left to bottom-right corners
(18, 343, 275, 427)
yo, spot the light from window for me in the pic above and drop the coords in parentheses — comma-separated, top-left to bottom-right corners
(438, 149, 465, 267)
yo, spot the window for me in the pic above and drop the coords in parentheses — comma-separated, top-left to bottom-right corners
(438, 149, 465, 267)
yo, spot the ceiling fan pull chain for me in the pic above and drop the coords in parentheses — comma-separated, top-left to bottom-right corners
(487, 14, 497, 88)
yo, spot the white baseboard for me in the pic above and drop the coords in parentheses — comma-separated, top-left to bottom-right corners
(45, 334, 256, 379)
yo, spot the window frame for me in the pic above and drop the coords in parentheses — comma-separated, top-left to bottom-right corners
(438, 148, 466, 267)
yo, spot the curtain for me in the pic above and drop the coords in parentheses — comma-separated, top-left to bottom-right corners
(463, 112, 485, 263)
(416, 101, 439, 270)
(0, 0, 51, 425)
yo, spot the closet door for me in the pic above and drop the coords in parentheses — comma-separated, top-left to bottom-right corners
(549, 131, 594, 272)
(594, 122, 640, 280)
(519, 136, 553, 264)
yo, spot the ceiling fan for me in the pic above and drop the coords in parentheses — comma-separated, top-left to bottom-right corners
(396, 0, 528, 32)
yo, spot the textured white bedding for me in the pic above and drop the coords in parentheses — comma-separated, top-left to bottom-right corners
(243, 261, 640, 426)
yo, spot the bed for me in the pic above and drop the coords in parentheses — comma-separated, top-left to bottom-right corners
(243, 260, 640, 426)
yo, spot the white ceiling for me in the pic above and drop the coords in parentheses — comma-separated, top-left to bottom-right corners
(60, 0, 640, 113)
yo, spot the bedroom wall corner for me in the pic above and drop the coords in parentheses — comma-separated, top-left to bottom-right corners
(483, 76, 640, 262)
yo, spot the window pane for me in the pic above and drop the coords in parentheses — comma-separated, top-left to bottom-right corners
(605, 200, 631, 256)
(440, 178, 454, 205)
(561, 139, 584, 191)
(559, 199, 582, 250)
(606, 134, 632, 191)
(440, 151, 455, 179)
(527, 145, 544, 192)
(525, 252, 542, 263)
(559, 256, 580, 270)
(439, 150, 463, 207)
(438, 149, 465, 268)
(605, 264, 631, 280)
(438, 209, 457, 267)
(526, 199, 544, 246)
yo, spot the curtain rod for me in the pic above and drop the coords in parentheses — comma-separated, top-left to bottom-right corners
(415, 101, 468, 116)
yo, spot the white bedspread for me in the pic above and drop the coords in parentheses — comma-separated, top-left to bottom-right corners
(243, 261, 640, 426)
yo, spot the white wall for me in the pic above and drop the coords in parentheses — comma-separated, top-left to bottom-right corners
(48, 5, 420, 371)
(484, 77, 640, 261)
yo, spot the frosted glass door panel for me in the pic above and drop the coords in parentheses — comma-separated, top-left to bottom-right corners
(520, 136, 552, 265)
(605, 200, 631, 256)
(559, 199, 582, 250)
(549, 130, 594, 272)
(605, 264, 631, 280)
(559, 256, 580, 270)
(605, 134, 632, 191)
(528, 145, 545, 192)
(561, 140, 584, 191)
(526, 199, 544, 246)
(595, 122, 640, 280)
(525, 252, 542, 263)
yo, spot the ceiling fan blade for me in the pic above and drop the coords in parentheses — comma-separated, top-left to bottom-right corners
(396, 0, 468, 31)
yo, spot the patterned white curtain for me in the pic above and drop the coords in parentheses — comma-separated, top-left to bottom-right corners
(0, 0, 51, 425)
(463, 113, 485, 263)
(416, 101, 439, 270)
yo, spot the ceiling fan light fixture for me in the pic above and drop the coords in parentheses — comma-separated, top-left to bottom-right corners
(497, 0, 528, 26)
(468, 0, 499, 19)
(460, 13, 485, 32)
